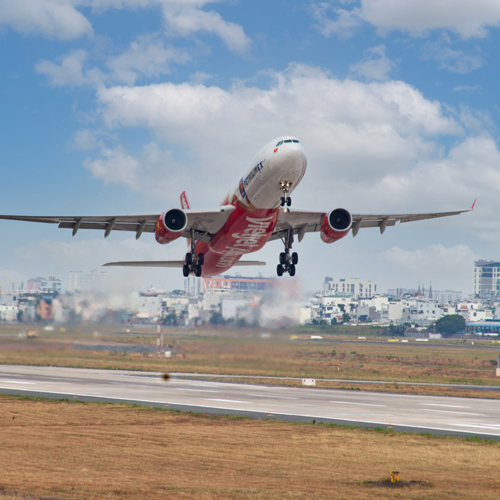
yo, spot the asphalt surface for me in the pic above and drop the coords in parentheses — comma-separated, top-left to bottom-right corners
(1, 365, 500, 440)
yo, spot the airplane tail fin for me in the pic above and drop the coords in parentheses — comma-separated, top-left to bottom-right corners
(180, 191, 191, 210)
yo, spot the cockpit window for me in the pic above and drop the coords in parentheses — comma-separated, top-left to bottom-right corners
(292, 139, 299, 143)
(275, 140, 283, 147)
(284, 139, 292, 143)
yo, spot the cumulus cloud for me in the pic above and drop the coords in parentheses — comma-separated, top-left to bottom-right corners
(91, 63, 461, 202)
(0, 0, 92, 40)
(349, 44, 396, 80)
(0, 0, 250, 53)
(312, 0, 500, 39)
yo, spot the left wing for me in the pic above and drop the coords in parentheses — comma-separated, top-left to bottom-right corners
(270, 207, 471, 241)
(0, 206, 236, 242)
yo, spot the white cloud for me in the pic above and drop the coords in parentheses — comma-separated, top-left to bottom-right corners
(107, 34, 190, 85)
(35, 49, 105, 87)
(93, 64, 461, 198)
(378, 244, 478, 291)
(453, 85, 481, 92)
(0, 0, 92, 40)
(349, 44, 396, 80)
(0, 0, 250, 54)
(422, 38, 484, 74)
(313, 0, 500, 39)
(310, 3, 362, 38)
(36, 36, 190, 87)
(83, 141, 191, 199)
(163, 5, 251, 52)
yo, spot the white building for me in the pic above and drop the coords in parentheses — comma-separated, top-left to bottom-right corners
(323, 277, 377, 298)
(402, 300, 443, 324)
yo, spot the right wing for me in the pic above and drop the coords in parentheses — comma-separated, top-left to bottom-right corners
(270, 206, 472, 241)
(103, 260, 266, 267)
(0, 205, 236, 242)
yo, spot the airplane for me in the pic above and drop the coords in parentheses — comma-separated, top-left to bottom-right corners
(0, 136, 471, 278)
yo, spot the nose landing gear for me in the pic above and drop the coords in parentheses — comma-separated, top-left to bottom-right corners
(279, 181, 292, 208)
(182, 231, 204, 277)
(276, 229, 298, 277)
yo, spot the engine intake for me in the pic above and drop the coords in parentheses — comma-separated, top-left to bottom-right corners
(320, 208, 352, 244)
(155, 208, 188, 244)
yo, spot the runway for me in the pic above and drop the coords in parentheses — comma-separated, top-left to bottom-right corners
(1, 365, 499, 440)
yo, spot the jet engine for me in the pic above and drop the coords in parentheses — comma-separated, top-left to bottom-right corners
(320, 208, 352, 243)
(155, 209, 188, 244)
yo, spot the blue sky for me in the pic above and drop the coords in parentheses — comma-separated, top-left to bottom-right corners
(1, 0, 500, 295)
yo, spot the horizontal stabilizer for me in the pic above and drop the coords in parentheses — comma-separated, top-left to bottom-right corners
(103, 261, 185, 268)
(103, 260, 266, 268)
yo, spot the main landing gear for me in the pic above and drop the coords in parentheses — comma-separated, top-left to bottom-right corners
(182, 232, 204, 277)
(279, 181, 292, 208)
(276, 229, 298, 277)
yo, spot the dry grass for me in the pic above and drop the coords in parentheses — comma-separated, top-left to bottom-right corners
(0, 395, 499, 500)
(1, 326, 500, 397)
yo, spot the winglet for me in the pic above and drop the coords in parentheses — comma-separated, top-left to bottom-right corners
(471, 198, 477, 210)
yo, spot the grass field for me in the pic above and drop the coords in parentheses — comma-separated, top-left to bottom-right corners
(1, 395, 499, 500)
(1, 324, 499, 397)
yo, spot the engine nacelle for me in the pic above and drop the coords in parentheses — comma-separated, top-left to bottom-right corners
(155, 208, 188, 244)
(320, 208, 352, 244)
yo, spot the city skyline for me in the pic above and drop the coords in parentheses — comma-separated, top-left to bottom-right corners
(1, 1, 500, 294)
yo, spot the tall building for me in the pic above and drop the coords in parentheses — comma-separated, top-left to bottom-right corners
(323, 277, 377, 298)
(474, 260, 500, 299)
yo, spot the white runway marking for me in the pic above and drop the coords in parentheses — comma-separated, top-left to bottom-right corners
(248, 394, 298, 400)
(421, 403, 470, 408)
(420, 409, 484, 416)
(0, 380, 35, 385)
(206, 399, 250, 404)
(171, 388, 219, 392)
(452, 423, 500, 430)
(330, 401, 385, 407)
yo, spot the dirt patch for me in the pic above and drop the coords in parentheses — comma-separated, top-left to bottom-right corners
(364, 478, 432, 488)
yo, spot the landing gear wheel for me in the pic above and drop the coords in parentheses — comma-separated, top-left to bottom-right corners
(291, 252, 298, 265)
(280, 197, 286, 207)
(195, 264, 202, 277)
(286, 197, 292, 207)
(288, 264, 296, 277)
(198, 253, 205, 266)
(185, 253, 192, 266)
(277, 264, 284, 277)
(279, 252, 287, 265)
(182, 264, 190, 277)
